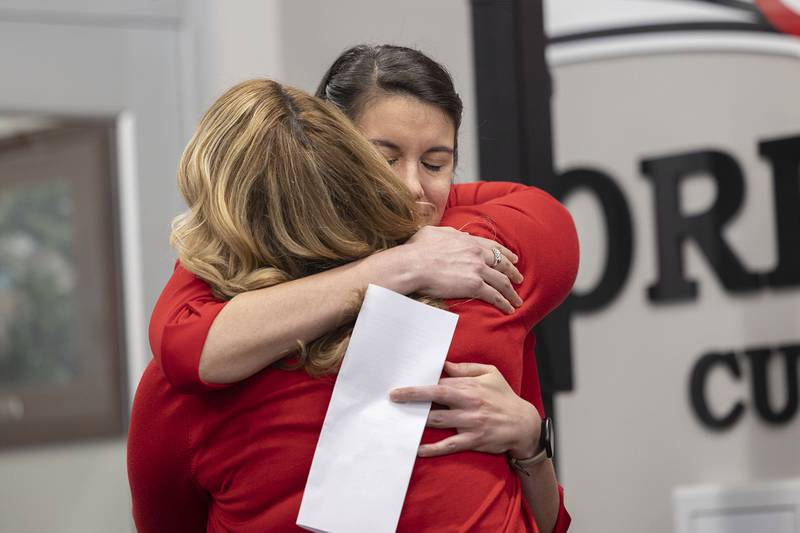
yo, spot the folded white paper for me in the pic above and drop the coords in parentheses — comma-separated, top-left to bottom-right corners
(296, 284, 458, 533)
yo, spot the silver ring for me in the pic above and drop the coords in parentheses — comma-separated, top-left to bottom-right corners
(491, 247, 502, 268)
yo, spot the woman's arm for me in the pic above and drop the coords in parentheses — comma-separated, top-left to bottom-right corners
(200, 229, 524, 385)
(518, 460, 564, 533)
(151, 226, 523, 392)
(153, 181, 531, 392)
(391, 185, 579, 531)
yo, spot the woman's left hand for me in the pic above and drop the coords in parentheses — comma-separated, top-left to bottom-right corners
(389, 361, 541, 458)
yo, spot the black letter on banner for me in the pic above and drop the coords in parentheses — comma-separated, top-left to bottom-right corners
(744, 345, 800, 425)
(556, 168, 633, 312)
(690, 351, 745, 430)
(759, 135, 800, 288)
(641, 151, 761, 302)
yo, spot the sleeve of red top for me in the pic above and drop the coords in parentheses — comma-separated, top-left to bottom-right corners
(127, 369, 209, 532)
(553, 485, 573, 532)
(149, 263, 231, 393)
(439, 185, 577, 531)
(447, 181, 529, 209)
(443, 185, 579, 330)
(518, 337, 572, 531)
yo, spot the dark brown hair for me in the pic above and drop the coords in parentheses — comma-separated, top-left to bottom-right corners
(315, 44, 463, 160)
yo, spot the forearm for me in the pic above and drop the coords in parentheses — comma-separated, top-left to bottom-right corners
(517, 459, 560, 533)
(508, 401, 561, 533)
(199, 246, 419, 384)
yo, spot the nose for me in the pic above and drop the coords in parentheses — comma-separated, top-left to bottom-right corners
(397, 161, 425, 201)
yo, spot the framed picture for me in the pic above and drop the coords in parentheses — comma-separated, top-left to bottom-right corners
(0, 115, 127, 446)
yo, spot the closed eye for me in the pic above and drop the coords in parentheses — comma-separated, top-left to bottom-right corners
(423, 162, 443, 172)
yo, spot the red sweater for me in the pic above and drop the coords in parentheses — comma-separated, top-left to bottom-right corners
(129, 182, 578, 532)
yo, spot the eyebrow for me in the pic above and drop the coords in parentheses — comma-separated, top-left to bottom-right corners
(370, 139, 454, 155)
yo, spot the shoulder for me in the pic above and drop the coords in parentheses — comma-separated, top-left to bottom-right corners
(151, 261, 223, 324)
(441, 185, 573, 247)
(147, 260, 228, 387)
(168, 261, 219, 300)
(447, 180, 530, 208)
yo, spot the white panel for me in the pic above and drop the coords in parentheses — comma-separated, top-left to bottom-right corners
(549, 32, 800, 67)
(692, 511, 794, 533)
(674, 479, 800, 533)
(545, 0, 756, 38)
(552, 39, 800, 533)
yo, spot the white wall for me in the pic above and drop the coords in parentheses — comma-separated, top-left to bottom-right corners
(196, 0, 284, 109)
(0, 441, 130, 532)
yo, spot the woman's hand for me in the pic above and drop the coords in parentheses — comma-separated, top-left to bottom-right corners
(403, 226, 524, 313)
(389, 361, 541, 458)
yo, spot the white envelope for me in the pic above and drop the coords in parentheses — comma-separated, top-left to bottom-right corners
(296, 284, 458, 533)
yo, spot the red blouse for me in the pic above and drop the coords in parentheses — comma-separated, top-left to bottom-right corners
(129, 182, 578, 532)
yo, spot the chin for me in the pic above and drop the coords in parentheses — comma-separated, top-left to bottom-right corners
(426, 211, 444, 226)
(415, 202, 444, 225)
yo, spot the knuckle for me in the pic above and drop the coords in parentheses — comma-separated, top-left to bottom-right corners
(467, 277, 482, 292)
(468, 396, 485, 410)
(458, 378, 475, 390)
(436, 388, 453, 404)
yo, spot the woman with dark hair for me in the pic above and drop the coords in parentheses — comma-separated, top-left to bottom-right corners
(141, 45, 576, 532)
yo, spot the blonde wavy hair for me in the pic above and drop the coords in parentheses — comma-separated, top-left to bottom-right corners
(171, 79, 437, 376)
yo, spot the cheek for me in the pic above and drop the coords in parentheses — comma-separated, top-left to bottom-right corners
(423, 177, 452, 215)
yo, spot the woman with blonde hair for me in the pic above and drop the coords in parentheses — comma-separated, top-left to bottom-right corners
(128, 76, 577, 531)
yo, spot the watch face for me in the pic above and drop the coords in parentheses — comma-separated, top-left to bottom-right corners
(544, 417, 554, 458)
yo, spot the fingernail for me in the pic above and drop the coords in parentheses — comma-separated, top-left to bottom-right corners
(418, 447, 429, 457)
(389, 392, 403, 402)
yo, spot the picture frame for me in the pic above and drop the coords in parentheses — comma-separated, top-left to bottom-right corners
(0, 116, 127, 447)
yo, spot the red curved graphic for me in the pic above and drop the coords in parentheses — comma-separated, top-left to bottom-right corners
(757, 0, 800, 36)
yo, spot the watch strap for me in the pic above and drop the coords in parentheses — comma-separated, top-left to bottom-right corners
(508, 417, 553, 476)
(509, 447, 549, 476)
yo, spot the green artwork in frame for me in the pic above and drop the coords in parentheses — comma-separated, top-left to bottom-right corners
(0, 118, 127, 447)
(0, 179, 79, 386)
